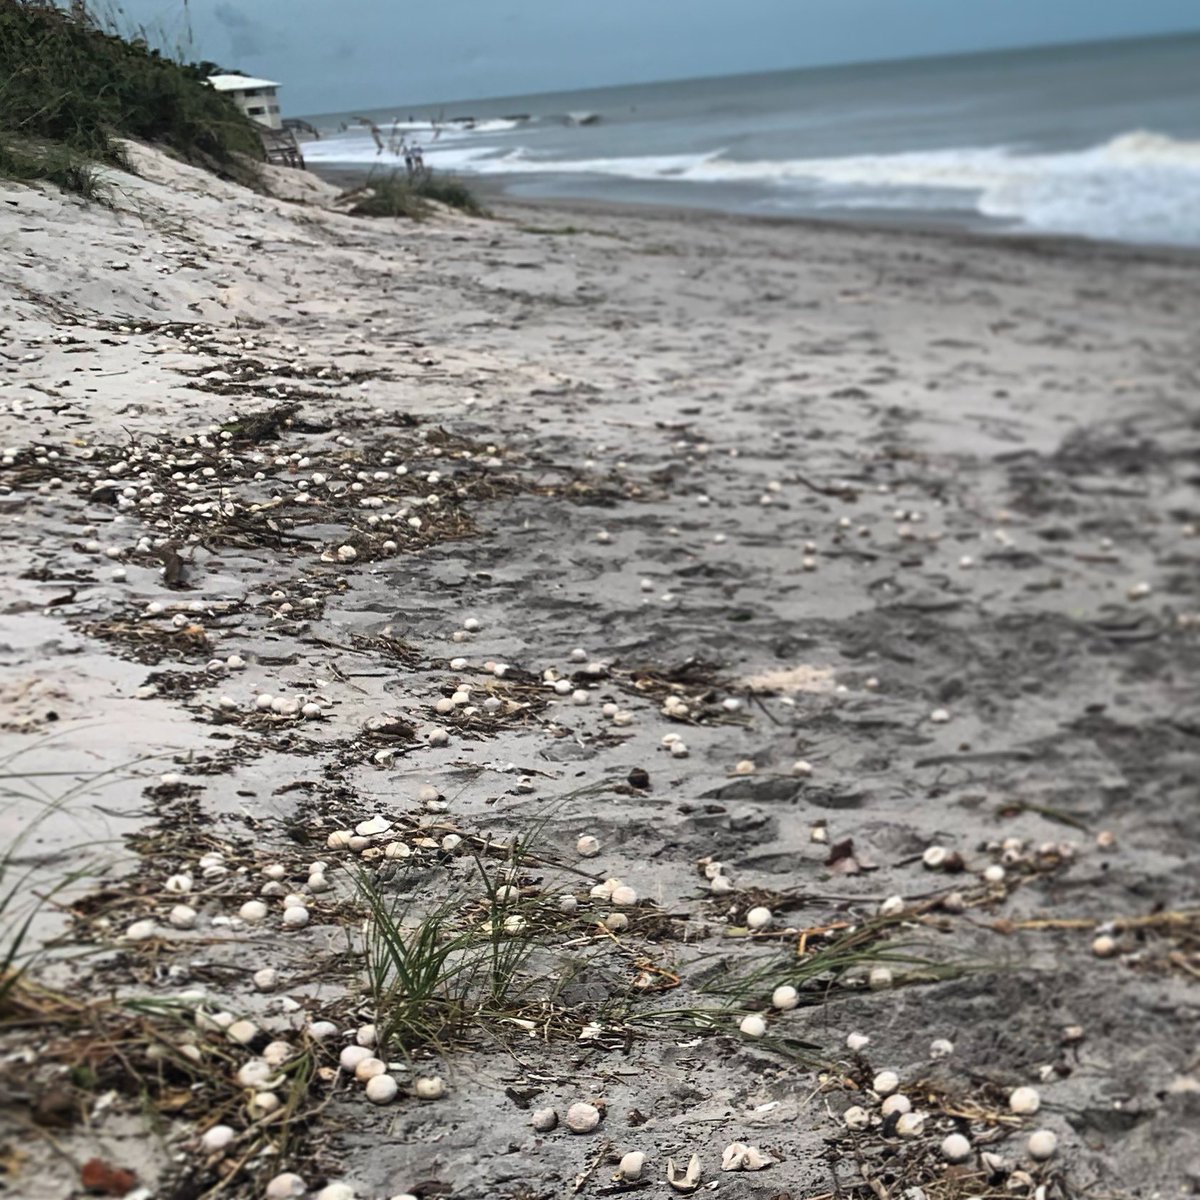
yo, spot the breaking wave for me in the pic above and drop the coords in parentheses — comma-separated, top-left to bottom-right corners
(306, 129, 1200, 245)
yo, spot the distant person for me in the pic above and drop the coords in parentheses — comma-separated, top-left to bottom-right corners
(402, 141, 414, 174)
(412, 145, 425, 172)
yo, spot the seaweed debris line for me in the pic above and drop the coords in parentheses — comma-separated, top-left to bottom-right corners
(1, 141, 1199, 1200)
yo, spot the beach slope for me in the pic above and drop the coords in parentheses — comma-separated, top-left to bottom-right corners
(1, 149, 1198, 1198)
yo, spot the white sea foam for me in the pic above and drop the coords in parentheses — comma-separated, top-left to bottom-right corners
(305, 129, 1200, 244)
(303, 117, 526, 162)
(728, 130, 1200, 243)
(517, 131, 1200, 243)
(461, 118, 529, 134)
(475, 149, 718, 179)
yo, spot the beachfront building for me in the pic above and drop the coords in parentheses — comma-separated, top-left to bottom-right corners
(207, 75, 283, 130)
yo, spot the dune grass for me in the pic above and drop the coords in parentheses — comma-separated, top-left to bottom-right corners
(0, 774, 77, 1009)
(355, 826, 968, 1068)
(349, 168, 488, 220)
(0, 0, 264, 196)
(357, 855, 548, 1055)
(0, 133, 109, 200)
(410, 170, 486, 215)
(695, 914, 964, 1003)
(0, 739, 140, 1012)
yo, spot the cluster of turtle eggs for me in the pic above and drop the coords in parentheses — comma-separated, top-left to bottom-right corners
(838, 1055, 1059, 1166)
(336, 1029, 444, 1108)
(533, 1104, 775, 1189)
(266, 1181, 417, 1200)
(325, 806, 461, 859)
(120, 846, 340, 941)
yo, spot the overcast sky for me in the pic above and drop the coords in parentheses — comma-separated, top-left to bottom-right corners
(117, 0, 1200, 115)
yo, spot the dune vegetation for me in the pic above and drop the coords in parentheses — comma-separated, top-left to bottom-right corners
(0, 0, 264, 195)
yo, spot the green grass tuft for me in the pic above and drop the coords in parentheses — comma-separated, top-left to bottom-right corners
(0, 135, 108, 200)
(409, 170, 486, 215)
(348, 172, 430, 220)
(357, 854, 544, 1055)
(349, 168, 487, 220)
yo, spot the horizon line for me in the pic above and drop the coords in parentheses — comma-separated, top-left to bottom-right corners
(300, 25, 1200, 119)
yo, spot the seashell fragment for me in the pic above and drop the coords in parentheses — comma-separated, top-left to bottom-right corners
(666, 1154, 702, 1193)
(355, 815, 392, 837)
(721, 1142, 772, 1171)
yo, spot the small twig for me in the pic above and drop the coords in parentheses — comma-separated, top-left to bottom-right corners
(996, 909, 1197, 933)
(572, 1138, 614, 1193)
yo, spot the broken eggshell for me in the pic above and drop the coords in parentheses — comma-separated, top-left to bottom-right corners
(666, 1154, 702, 1193)
(721, 1142, 772, 1171)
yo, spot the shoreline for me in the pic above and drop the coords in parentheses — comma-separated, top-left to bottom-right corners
(307, 159, 1200, 264)
(1, 147, 1198, 1199)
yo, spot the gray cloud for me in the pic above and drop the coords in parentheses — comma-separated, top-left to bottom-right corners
(123, 0, 1200, 117)
(212, 2, 271, 59)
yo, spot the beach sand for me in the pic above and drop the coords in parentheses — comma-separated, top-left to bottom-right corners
(1, 147, 1198, 1198)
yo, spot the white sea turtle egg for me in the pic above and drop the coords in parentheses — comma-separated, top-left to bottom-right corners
(739, 1014, 767, 1038)
(746, 906, 772, 930)
(771, 985, 798, 1010)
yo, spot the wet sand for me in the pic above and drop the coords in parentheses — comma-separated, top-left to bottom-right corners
(1, 146, 1198, 1199)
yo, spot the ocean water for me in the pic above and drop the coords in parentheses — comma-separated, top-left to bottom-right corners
(304, 33, 1200, 246)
